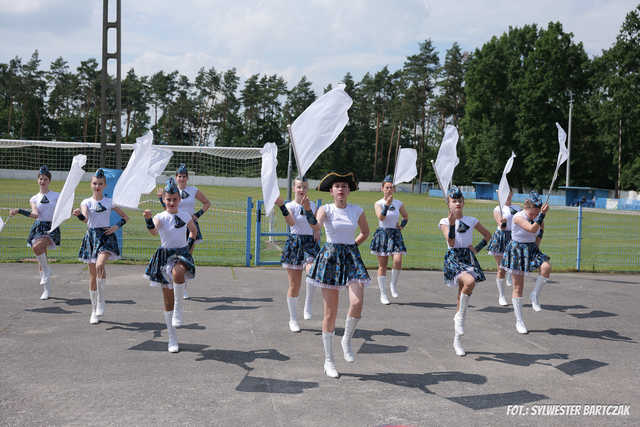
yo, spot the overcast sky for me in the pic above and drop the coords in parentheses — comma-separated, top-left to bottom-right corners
(1, 0, 637, 93)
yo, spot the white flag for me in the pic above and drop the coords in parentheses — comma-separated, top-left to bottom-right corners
(290, 84, 353, 176)
(497, 152, 516, 210)
(113, 132, 173, 209)
(547, 122, 569, 196)
(50, 154, 87, 231)
(433, 125, 460, 195)
(0, 216, 5, 233)
(393, 148, 418, 185)
(260, 143, 279, 216)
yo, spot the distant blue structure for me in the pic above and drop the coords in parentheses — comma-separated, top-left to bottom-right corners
(472, 182, 499, 200)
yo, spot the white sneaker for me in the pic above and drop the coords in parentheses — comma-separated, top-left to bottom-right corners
(40, 281, 50, 300)
(389, 283, 399, 298)
(498, 296, 508, 306)
(288, 320, 301, 332)
(90, 311, 99, 324)
(530, 292, 542, 312)
(380, 293, 390, 305)
(341, 337, 354, 362)
(324, 361, 339, 378)
(303, 310, 312, 320)
(516, 320, 528, 334)
(453, 334, 465, 356)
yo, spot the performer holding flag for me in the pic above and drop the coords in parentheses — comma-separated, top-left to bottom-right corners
(501, 123, 564, 333)
(73, 169, 129, 325)
(9, 165, 60, 300)
(306, 172, 370, 378)
(370, 148, 415, 304)
(487, 152, 520, 306)
(433, 126, 491, 356)
(143, 178, 197, 353)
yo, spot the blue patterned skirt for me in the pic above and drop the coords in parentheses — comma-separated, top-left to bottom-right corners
(27, 221, 60, 250)
(78, 227, 121, 263)
(487, 229, 512, 256)
(281, 234, 320, 269)
(501, 241, 550, 276)
(370, 227, 407, 256)
(306, 242, 370, 289)
(443, 247, 486, 287)
(144, 246, 196, 288)
(185, 219, 203, 244)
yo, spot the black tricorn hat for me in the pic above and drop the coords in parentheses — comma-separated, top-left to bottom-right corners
(317, 172, 358, 192)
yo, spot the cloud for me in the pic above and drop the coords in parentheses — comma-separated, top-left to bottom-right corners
(0, 0, 636, 94)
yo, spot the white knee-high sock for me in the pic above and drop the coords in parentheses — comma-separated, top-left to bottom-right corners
(341, 316, 360, 362)
(454, 293, 470, 335)
(378, 276, 389, 304)
(173, 283, 185, 327)
(303, 281, 314, 319)
(287, 296, 298, 321)
(390, 269, 400, 297)
(496, 278, 506, 298)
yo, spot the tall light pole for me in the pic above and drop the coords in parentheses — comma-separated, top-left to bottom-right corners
(565, 91, 573, 187)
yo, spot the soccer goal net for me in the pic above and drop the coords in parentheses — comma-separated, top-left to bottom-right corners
(0, 139, 265, 178)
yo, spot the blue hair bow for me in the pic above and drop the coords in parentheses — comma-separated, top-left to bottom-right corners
(176, 164, 188, 175)
(383, 175, 393, 183)
(94, 169, 105, 179)
(39, 165, 50, 175)
(529, 191, 542, 208)
(448, 186, 463, 199)
(164, 177, 179, 194)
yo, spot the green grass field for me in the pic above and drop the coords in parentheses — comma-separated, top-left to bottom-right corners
(1, 179, 638, 272)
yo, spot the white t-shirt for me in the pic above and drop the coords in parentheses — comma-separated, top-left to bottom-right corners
(177, 185, 198, 216)
(286, 201, 317, 236)
(493, 204, 521, 231)
(376, 198, 403, 229)
(438, 216, 479, 249)
(81, 196, 113, 228)
(322, 203, 364, 244)
(154, 210, 192, 249)
(511, 210, 538, 243)
(30, 191, 59, 222)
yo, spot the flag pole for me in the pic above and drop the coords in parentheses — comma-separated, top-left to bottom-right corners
(287, 124, 302, 178)
(430, 160, 448, 204)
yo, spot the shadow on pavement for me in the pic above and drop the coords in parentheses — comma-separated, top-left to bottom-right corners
(128, 340, 209, 353)
(235, 374, 319, 394)
(340, 371, 486, 395)
(531, 328, 634, 342)
(358, 343, 408, 354)
(554, 358, 609, 376)
(446, 390, 547, 410)
(466, 351, 568, 367)
(569, 310, 618, 319)
(195, 348, 290, 372)
(25, 306, 78, 314)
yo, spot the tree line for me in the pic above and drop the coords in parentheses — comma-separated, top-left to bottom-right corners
(1, 5, 638, 191)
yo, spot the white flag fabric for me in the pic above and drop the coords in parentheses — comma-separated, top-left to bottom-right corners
(113, 132, 173, 209)
(433, 125, 460, 195)
(0, 216, 5, 233)
(393, 148, 418, 185)
(50, 154, 87, 232)
(497, 152, 516, 210)
(290, 84, 353, 176)
(548, 122, 569, 196)
(260, 143, 279, 216)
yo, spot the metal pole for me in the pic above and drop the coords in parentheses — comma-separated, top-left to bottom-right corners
(576, 202, 583, 271)
(115, 0, 122, 169)
(245, 197, 253, 266)
(566, 91, 573, 187)
(100, 0, 108, 167)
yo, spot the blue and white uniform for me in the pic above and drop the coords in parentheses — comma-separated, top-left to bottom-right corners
(78, 196, 121, 263)
(27, 191, 61, 249)
(144, 211, 196, 288)
(501, 210, 549, 275)
(280, 201, 320, 270)
(370, 198, 406, 256)
(178, 185, 203, 243)
(307, 203, 370, 289)
(487, 205, 521, 256)
(439, 216, 486, 287)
